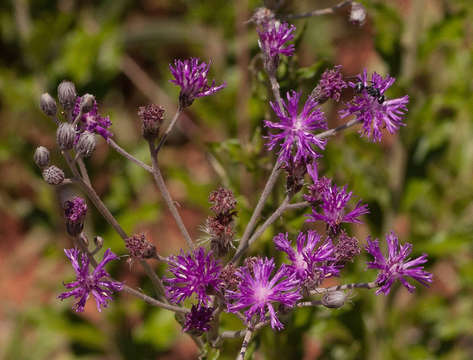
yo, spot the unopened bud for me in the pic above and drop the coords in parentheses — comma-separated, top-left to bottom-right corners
(138, 104, 164, 141)
(56, 123, 76, 150)
(40, 93, 57, 117)
(57, 81, 77, 111)
(74, 131, 96, 157)
(42, 165, 65, 185)
(349, 2, 367, 26)
(321, 291, 347, 309)
(94, 236, 104, 250)
(34, 146, 50, 168)
(80, 94, 95, 113)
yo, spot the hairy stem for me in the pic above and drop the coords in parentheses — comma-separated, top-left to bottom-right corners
(283, 0, 352, 20)
(310, 281, 377, 295)
(296, 300, 323, 307)
(148, 142, 194, 249)
(108, 138, 153, 172)
(156, 108, 182, 154)
(316, 118, 361, 139)
(236, 328, 253, 360)
(232, 162, 281, 263)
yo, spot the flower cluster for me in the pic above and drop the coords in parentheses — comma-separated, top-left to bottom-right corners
(169, 58, 226, 108)
(164, 247, 222, 305)
(58, 248, 122, 312)
(366, 232, 433, 295)
(265, 91, 327, 165)
(340, 69, 409, 142)
(73, 96, 113, 140)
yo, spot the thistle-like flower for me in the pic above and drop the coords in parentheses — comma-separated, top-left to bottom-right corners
(265, 91, 327, 165)
(274, 231, 336, 282)
(169, 58, 226, 108)
(64, 197, 87, 237)
(183, 305, 214, 336)
(304, 162, 331, 204)
(306, 182, 369, 231)
(226, 257, 301, 330)
(340, 69, 409, 142)
(72, 96, 113, 140)
(366, 232, 433, 295)
(258, 20, 296, 72)
(58, 248, 122, 312)
(164, 247, 222, 305)
(311, 65, 347, 103)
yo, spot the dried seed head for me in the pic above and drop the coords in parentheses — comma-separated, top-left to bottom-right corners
(40, 93, 57, 117)
(34, 146, 50, 168)
(208, 187, 237, 214)
(42, 165, 65, 185)
(56, 123, 76, 150)
(335, 231, 361, 263)
(321, 291, 347, 309)
(138, 104, 165, 141)
(125, 233, 157, 259)
(75, 131, 96, 157)
(80, 93, 95, 113)
(57, 81, 77, 111)
(349, 2, 367, 26)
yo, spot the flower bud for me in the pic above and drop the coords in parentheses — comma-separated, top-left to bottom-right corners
(349, 2, 367, 26)
(94, 236, 104, 250)
(64, 197, 87, 236)
(137, 104, 164, 141)
(57, 81, 77, 111)
(42, 165, 65, 185)
(321, 291, 347, 309)
(75, 131, 96, 157)
(40, 93, 57, 117)
(34, 146, 50, 168)
(80, 94, 95, 113)
(56, 123, 76, 150)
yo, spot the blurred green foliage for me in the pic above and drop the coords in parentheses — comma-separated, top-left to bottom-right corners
(1, 0, 473, 359)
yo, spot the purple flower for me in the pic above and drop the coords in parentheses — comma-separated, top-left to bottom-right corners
(164, 247, 222, 305)
(258, 21, 296, 64)
(340, 69, 409, 142)
(334, 231, 361, 263)
(366, 232, 433, 295)
(304, 162, 331, 204)
(226, 257, 301, 330)
(306, 182, 369, 231)
(265, 91, 327, 165)
(183, 305, 214, 336)
(169, 58, 226, 108)
(311, 65, 347, 102)
(58, 248, 122, 312)
(64, 197, 87, 236)
(274, 231, 336, 282)
(72, 97, 113, 140)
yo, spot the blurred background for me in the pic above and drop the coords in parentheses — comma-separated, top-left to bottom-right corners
(1, 0, 473, 359)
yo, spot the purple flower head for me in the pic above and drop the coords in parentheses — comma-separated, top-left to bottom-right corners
(304, 162, 331, 204)
(340, 69, 409, 142)
(311, 65, 347, 102)
(274, 231, 336, 282)
(64, 197, 87, 236)
(164, 247, 222, 305)
(169, 58, 226, 108)
(306, 182, 369, 231)
(183, 305, 214, 336)
(58, 248, 122, 312)
(366, 232, 433, 295)
(226, 257, 301, 330)
(258, 20, 296, 71)
(265, 91, 327, 165)
(72, 97, 113, 140)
